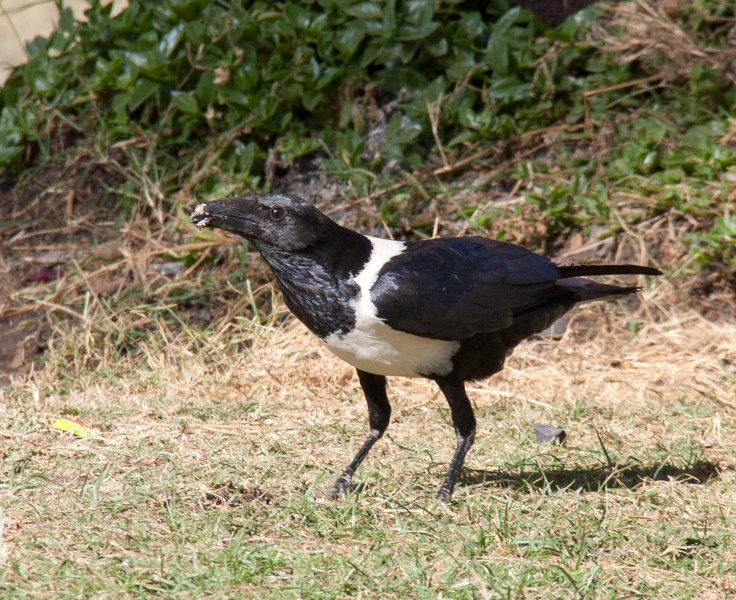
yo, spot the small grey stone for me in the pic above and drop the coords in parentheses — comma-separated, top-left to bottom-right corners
(535, 424, 567, 445)
(193, 307, 213, 323)
(151, 262, 183, 277)
(28, 250, 72, 264)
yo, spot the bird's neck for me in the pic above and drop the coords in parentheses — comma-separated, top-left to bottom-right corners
(256, 226, 373, 338)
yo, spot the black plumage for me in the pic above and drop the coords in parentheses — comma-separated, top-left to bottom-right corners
(191, 193, 662, 501)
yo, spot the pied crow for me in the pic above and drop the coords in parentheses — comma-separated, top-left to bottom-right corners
(190, 193, 662, 501)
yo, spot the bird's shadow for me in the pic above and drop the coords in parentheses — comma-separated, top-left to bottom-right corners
(460, 460, 723, 493)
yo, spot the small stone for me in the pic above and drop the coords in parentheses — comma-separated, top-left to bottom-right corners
(151, 262, 183, 277)
(535, 424, 567, 445)
(27, 250, 72, 265)
(193, 308, 213, 323)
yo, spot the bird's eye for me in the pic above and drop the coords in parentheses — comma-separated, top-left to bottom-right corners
(270, 207, 285, 221)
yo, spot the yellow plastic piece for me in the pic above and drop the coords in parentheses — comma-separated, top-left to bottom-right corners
(53, 418, 99, 438)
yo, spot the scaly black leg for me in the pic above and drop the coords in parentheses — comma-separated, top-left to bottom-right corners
(432, 371, 476, 501)
(326, 369, 391, 500)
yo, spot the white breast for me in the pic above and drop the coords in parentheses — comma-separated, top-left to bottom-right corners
(321, 236, 459, 378)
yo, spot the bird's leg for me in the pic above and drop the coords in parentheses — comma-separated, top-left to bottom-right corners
(432, 372, 476, 501)
(326, 369, 391, 500)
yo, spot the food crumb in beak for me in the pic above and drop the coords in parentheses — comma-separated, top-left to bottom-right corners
(190, 204, 211, 229)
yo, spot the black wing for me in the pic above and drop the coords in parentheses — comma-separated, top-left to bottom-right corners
(370, 237, 562, 341)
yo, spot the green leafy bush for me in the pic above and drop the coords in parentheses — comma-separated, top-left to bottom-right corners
(0, 0, 602, 186)
(2, 0, 735, 272)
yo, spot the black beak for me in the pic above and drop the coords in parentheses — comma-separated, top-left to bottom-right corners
(190, 197, 261, 238)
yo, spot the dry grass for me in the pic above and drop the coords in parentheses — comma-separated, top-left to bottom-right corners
(2, 0, 736, 597)
(2, 279, 736, 597)
(590, 0, 736, 83)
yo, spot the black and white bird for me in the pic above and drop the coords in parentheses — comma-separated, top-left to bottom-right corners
(190, 193, 662, 501)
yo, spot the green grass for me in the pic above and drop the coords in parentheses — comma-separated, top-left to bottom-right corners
(2, 313, 736, 598)
(2, 1, 736, 598)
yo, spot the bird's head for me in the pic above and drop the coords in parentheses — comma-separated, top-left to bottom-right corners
(190, 194, 334, 252)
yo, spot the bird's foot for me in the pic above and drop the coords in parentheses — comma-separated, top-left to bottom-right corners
(325, 476, 352, 501)
(434, 486, 454, 503)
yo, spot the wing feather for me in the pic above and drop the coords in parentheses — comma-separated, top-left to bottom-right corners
(370, 237, 561, 341)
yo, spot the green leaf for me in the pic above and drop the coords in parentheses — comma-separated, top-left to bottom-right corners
(382, 2, 396, 36)
(396, 22, 441, 42)
(2, 76, 22, 106)
(360, 42, 383, 67)
(171, 91, 200, 114)
(284, 4, 311, 28)
(487, 34, 509, 76)
(339, 100, 353, 129)
(641, 151, 659, 174)
(163, 0, 199, 20)
(384, 113, 421, 144)
(374, 67, 429, 91)
(462, 11, 485, 38)
(118, 50, 151, 70)
(233, 60, 260, 92)
(683, 122, 727, 149)
(487, 76, 529, 100)
(335, 22, 367, 57)
(159, 23, 185, 58)
(715, 217, 736, 238)
(425, 37, 448, 58)
(220, 88, 250, 109)
(232, 140, 257, 175)
(196, 72, 216, 106)
(493, 7, 521, 35)
(343, 2, 383, 20)
(127, 79, 158, 111)
(300, 90, 323, 111)
(316, 66, 344, 90)
(384, 112, 403, 140)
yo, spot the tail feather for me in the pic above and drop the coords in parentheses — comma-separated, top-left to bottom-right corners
(558, 278, 640, 302)
(558, 264, 662, 278)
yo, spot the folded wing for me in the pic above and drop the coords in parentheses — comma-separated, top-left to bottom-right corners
(370, 237, 564, 341)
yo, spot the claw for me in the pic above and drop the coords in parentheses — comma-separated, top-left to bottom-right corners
(325, 476, 352, 500)
(435, 487, 453, 502)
